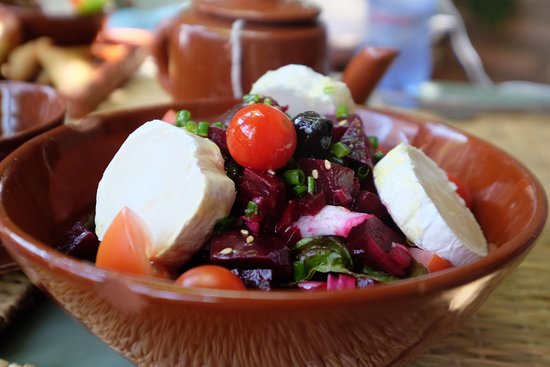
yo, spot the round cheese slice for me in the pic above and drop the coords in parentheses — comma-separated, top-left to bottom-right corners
(373, 143, 487, 266)
(95, 120, 236, 265)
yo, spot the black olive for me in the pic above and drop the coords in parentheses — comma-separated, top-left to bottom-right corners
(292, 111, 333, 158)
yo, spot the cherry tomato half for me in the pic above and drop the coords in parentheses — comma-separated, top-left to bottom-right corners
(227, 103, 297, 170)
(447, 173, 473, 209)
(96, 207, 155, 276)
(176, 265, 246, 290)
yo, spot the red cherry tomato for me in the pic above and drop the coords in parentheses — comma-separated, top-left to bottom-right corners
(447, 173, 473, 209)
(96, 207, 155, 276)
(176, 265, 246, 290)
(227, 103, 296, 170)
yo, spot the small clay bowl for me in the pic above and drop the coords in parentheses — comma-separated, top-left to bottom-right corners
(0, 3, 105, 45)
(0, 99, 546, 366)
(0, 80, 65, 273)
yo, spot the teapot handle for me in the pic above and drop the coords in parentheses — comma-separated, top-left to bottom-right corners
(342, 47, 398, 105)
(151, 19, 175, 93)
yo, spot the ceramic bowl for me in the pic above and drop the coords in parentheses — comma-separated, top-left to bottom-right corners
(0, 99, 546, 366)
(0, 3, 105, 45)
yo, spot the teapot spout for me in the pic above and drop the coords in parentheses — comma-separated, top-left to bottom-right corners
(341, 47, 398, 105)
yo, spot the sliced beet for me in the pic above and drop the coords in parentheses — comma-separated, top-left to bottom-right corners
(338, 114, 375, 170)
(231, 269, 273, 291)
(56, 222, 99, 262)
(294, 191, 326, 217)
(298, 158, 356, 207)
(352, 190, 390, 220)
(345, 216, 410, 277)
(237, 169, 287, 233)
(210, 231, 291, 279)
(207, 125, 228, 154)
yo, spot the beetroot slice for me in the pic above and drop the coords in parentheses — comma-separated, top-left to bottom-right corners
(298, 158, 356, 207)
(210, 231, 291, 279)
(56, 222, 99, 262)
(352, 190, 390, 220)
(338, 114, 375, 170)
(345, 216, 411, 277)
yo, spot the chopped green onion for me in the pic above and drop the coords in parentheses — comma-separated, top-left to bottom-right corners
(175, 109, 191, 127)
(357, 166, 370, 181)
(263, 98, 273, 106)
(336, 105, 349, 119)
(292, 260, 306, 282)
(243, 94, 260, 104)
(293, 184, 307, 196)
(374, 151, 385, 160)
(330, 142, 352, 158)
(244, 201, 259, 217)
(368, 136, 379, 149)
(307, 176, 315, 194)
(328, 155, 345, 166)
(212, 121, 224, 128)
(184, 120, 197, 134)
(214, 217, 235, 234)
(283, 169, 305, 186)
(323, 84, 335, 95)
(197, 121, 209, 137)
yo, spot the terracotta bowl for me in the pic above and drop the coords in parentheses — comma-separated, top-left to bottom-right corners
(0, 3, 105, 45)
(0, 99, 546, 366)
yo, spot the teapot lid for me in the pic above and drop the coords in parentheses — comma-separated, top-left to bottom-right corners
(194, 0, 320, 23)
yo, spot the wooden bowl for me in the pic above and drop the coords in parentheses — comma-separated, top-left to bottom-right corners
(0, 99, 546, 366)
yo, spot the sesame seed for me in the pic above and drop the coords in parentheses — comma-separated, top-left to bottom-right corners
(324, 160, 332, 170)
(246, 235, 255, 244)
(240, 229, 249, 236)
(312, 169, 319, 179)
(267, 169, 276, 175)
(338, 119, 348, 126)
(219, 247, 233, 255)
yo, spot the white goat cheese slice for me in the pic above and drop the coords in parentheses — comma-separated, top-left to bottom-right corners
(95, 120, 236, 265)
(250, 64, 355, 118)
(373, 143, 487, 266)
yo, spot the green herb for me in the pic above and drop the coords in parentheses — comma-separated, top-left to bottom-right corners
(374, 150, 385, 161)
(184, 121, 197, 134)
(330, 142, 351, 158)
(307, 176, 315, 194)
(336, 105, 349, 119)
(362, 266, 398, 283)
(292, 236, 354, 281)
(244, 201, 259, 217)
(292, 184, 307, 196)
(323, 84, 335, 95)
(212, 121, 224, 128)
(175, 109, 191, 127)
(327, 155, 345, 166)
(213, 217, 235, 234)
(368, 136, 379, 150)
(197, 121, 209, 137)
(283, 169, 305, 186)
(263, 98, 273, 106)
(243, 94, 260, 104)
(292, 260, 306, 282)
(356, 166, 370, 181)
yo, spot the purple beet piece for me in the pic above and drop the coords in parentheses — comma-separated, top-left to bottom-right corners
(345, 216, 410, 277)
(231, 269, 273, 291)
(338, 114, 375, 170)
(294, 191, 326, 217)
(56, 222, 99, 262)
(237, 169, 287, 233)
(210, 231, 291, 279)
(207, 125, 228, 154)
(352, 190, 390, 220)
(298, 158, 356, 207)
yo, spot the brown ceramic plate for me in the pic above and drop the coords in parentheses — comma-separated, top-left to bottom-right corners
(0, 99, 546, 366)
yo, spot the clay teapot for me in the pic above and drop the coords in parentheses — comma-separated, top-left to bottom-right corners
(152, 0, 397, 104)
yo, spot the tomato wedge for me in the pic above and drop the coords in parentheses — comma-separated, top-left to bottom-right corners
(409, 247, 453, 273)
(96, 207, 155, 276)
(176, 265, 246, 290)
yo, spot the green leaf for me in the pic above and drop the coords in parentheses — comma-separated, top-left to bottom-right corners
(362, 266, 399, 284)
(292, 236, 354, 281)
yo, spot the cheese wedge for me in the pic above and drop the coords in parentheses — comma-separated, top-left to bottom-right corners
(373, 143, 487, 266)
(250, 64, 355, 118)
(95, 120, 236, 265)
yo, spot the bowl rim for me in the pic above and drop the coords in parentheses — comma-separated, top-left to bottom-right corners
(0, 80, 66, 143)
(0, 103, 547, 307)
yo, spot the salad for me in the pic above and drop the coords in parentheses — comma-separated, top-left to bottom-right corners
(56, 65, 488, 291)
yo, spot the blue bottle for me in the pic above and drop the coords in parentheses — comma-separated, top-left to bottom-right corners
(366, 0, 437, 105)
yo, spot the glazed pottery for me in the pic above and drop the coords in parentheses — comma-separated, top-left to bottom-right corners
(0, 99, 546, 366)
